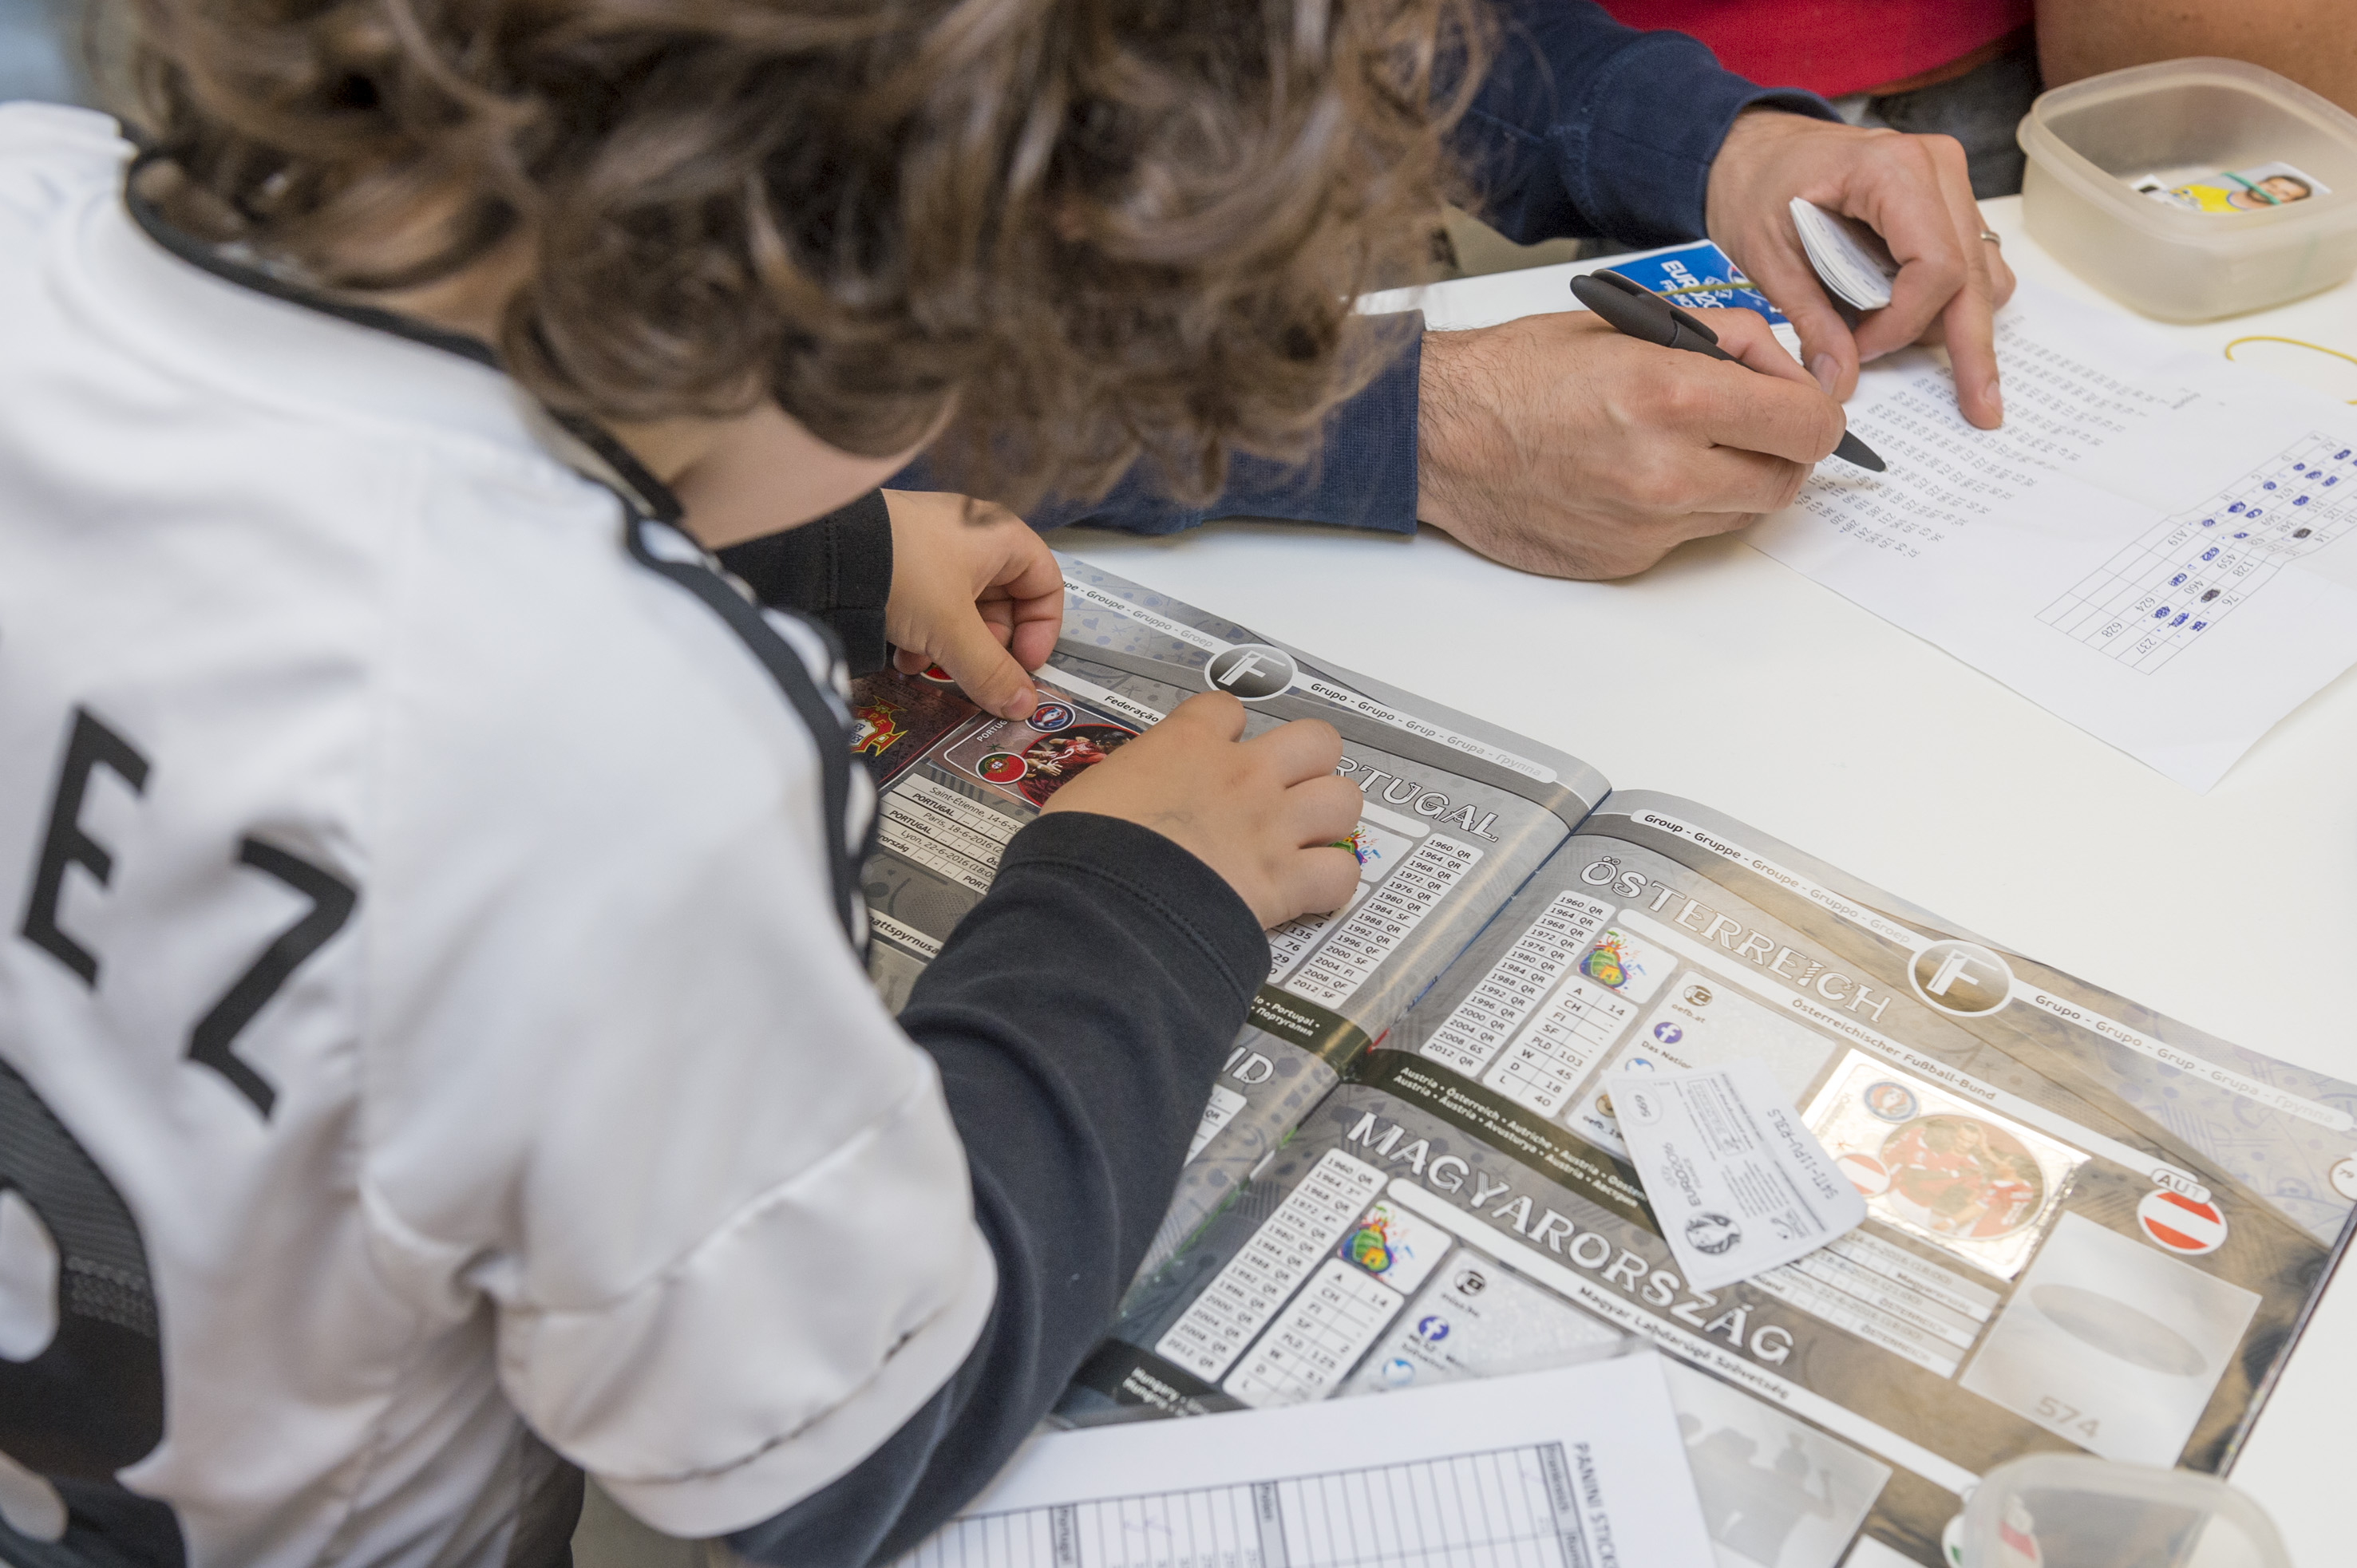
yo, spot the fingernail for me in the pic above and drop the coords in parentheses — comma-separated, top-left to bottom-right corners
(1006, 687, 1037, 719)
(1810, 353, 1839, 395)
(1985, 383, 2003, 422)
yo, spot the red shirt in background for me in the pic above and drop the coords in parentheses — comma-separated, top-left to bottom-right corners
(1598, 0, 2035, 99)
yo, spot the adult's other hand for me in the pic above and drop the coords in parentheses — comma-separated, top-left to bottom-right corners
(1706, 109, 2015, 429)
(1415, 305, 1846, 579)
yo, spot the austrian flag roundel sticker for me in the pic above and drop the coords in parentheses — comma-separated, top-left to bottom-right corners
(2138, 1189, 2228, 1255)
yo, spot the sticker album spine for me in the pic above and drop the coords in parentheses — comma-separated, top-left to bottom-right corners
(849, 555, 1612, 1274)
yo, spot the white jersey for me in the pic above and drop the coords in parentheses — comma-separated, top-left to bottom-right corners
(0, 106, 994, 1566)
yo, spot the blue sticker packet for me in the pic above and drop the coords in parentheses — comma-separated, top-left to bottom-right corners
(1604, 241, 1788, 326)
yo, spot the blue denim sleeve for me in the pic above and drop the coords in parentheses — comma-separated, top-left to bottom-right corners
(1464, 0, 1833, 248)
(888, 1, 1834, 539)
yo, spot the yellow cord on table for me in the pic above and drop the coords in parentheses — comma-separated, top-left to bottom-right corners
(2223, 335, 2357, 401)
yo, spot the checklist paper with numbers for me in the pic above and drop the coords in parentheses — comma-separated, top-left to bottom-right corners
(894, 1353, 1713, 1568)
(1749, 280, 2357, 790)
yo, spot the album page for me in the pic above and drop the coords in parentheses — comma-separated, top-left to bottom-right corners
(1064, 791, 2355, 1568)
(848, 556, 1608, 1272)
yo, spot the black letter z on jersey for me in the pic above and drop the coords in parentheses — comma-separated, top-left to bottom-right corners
(20, 707, 150, 987)
(187, 839, 358, 1119)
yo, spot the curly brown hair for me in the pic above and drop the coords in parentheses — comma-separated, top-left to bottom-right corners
(121, 0, 1480, 508)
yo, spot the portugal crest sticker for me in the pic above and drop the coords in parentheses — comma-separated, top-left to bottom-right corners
(852, 701, 905, 756)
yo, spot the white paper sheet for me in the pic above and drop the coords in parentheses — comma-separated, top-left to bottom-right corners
(1610, 1058, 1866, 1290)
(895, 1351, 1714, 1568)
(1750, 282, 2357, 789)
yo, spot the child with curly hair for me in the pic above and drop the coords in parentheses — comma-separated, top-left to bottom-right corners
(0, 0, 1473, 1561)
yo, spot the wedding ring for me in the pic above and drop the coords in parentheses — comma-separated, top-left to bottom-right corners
(1978, 229, 2003, 245)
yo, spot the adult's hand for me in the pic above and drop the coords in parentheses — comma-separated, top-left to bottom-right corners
(1706, 109, 2015, 429)
(1415, 305, 1847, 579)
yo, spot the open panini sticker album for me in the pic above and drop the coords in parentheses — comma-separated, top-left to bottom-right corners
(848, 558, 2356, 1568)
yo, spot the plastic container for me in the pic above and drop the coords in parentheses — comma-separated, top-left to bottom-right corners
(1956, 1455, 2292, 1568)
(2018, 57, 2357, 321)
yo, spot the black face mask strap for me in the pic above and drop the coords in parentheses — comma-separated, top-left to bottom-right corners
(119, 150, 684, 528)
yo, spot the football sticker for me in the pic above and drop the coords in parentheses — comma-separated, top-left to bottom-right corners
(2137, 1190, 2228, 1256)
(1880, 1116, 2047, 1239)
(1013, 725, 1133, 805)
(1807, 1051, 2086, 1279)
(943, 706, 1142, 807)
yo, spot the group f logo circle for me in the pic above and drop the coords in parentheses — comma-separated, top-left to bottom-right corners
(1204, 644, 1298, 701)
(1908, 939, 2015, 1016)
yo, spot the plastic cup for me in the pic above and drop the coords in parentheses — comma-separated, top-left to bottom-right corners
(1958, 1454, 2292, 1568)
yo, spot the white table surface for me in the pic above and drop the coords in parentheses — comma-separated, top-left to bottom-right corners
(1042, 195, 2357, 1566)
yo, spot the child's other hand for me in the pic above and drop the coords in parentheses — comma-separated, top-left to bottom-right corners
(1044, 693, 1362, 929)
(884, 491, 1063, 719)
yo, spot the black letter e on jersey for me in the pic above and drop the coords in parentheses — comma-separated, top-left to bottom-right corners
(20, 708, 149, 986)
(19, 709, 358, 1120)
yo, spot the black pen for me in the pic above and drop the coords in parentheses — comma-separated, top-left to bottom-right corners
(1569, 270, 1885, 472)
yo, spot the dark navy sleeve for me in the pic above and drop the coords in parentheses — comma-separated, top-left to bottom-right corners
(884, 1, 1833, 540)
(1462, 0, 1833, 249)
(716, 489, 895, 674)
(725, 811, 1267, 1568)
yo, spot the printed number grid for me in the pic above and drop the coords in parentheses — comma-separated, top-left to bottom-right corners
(1266, 905, 1336, 983)
(1418, 894, 1612, 1079)
(1280, 838, 1485, 1009)
(2038, 433, 2357, 671)
(1477, 978, 1635, 1120)
(1155, 1152, 1388, 1381)
(899, 1446, 1580, 1568)
(1224, 1258, 1406, 1408)
(877, 773, 1021, 894)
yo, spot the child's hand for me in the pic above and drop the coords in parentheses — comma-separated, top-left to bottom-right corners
(1044, 693, 1362, 928)
(884, 491, 1063, 719)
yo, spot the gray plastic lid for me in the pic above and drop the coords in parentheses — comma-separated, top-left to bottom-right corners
(1960, 1455, 2292, 1568)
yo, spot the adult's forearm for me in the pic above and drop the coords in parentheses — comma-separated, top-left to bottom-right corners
(888, 2, 1833, 543)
